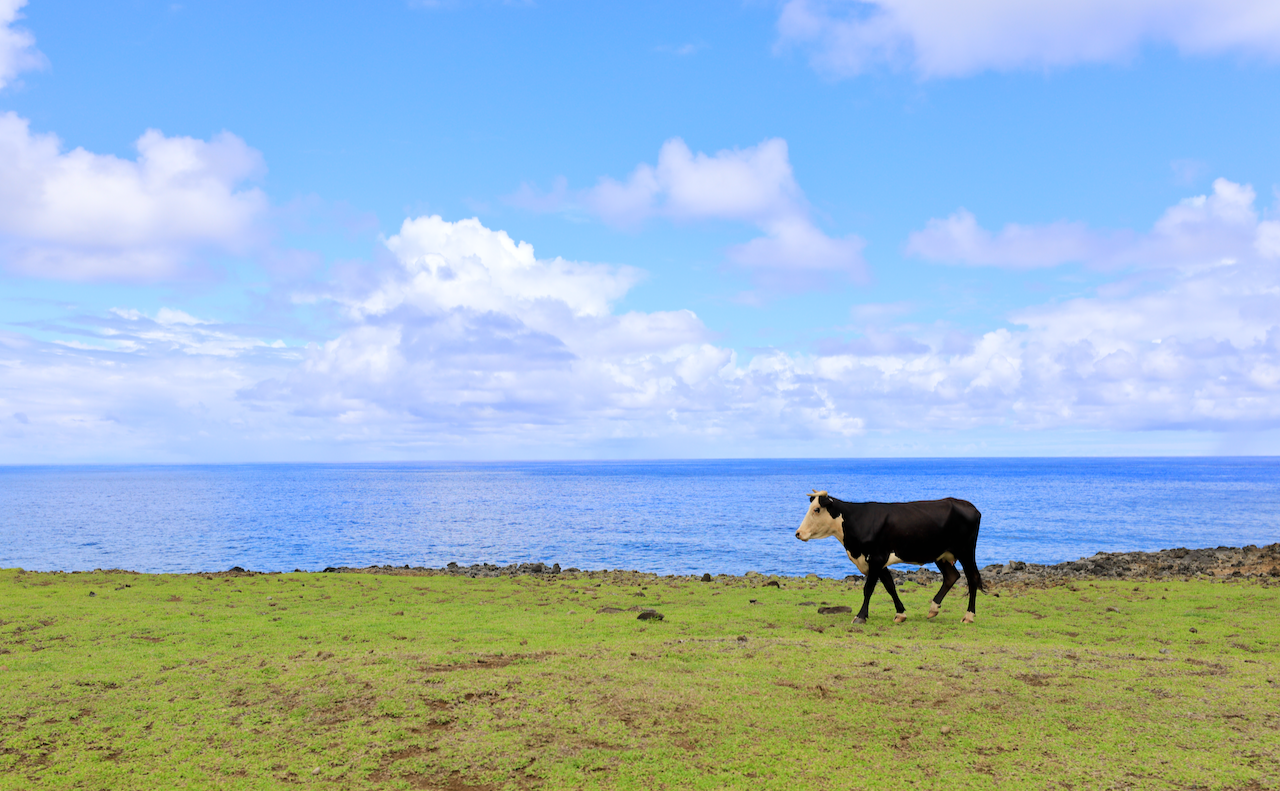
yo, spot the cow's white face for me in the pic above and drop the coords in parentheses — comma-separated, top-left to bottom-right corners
(795, 493, 842, 542)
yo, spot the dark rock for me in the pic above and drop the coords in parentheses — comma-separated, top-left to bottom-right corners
(764, 580, 780, 588)
(322, 567, 339, 573)
(818, 606, 852, 615)
(637, 611, 664, 621)
(701, 573, 712, 582)
(797, 601, 817, 607)
(597, 607, 625, 614)
(229, 566, 246, 573)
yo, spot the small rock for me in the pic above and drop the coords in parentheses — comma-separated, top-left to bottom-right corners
(749, 599, 758, 604)
(941, 726, 952, 735)
(701, 573, 712, 582)
(1160, 648, 1170, 654)
(818, 606, 852, 615)
(311, 767, 321, 776)
(597, 607, 624, 614)
(88, 591, 96, 597)
(637, 611, 663, 621)
(1106, 606, 1120, 613)
(737, 635, 747, 642)
(764, 580, 780, 588)
(797, 601, 817, 607)
(1189, 627, 1198, 633)
(229, 566, 246, 573)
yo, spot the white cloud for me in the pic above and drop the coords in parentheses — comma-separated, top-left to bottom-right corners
(0, 113, 268, 280)
(906, 178, 1266, 270)
(777, 0, 1280, 78)
(5, 201, 1280, 461)
(516, 138, 867, 290)
(0, 0, 44, 91)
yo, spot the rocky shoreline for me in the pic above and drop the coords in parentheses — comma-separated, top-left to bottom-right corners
(288, 542, 1280, 586)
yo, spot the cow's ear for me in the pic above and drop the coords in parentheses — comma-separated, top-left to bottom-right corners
(817, 494, 831, 511)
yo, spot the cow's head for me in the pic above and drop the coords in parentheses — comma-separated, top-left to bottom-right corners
(795, 490, 842, 541)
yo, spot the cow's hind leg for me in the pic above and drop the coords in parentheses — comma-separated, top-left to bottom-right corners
(929, 560, 961, 619)
(957, 553, 984, 623)
(854, 569, 881, 625)
(878, 568, 908, 623)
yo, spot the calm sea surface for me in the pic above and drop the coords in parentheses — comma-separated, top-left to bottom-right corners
(2, 459, 1277, 577)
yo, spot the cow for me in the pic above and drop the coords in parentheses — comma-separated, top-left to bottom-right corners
(795, 490, 984, 624)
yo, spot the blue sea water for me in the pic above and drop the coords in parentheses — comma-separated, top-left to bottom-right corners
(1, 458, 1277, 577)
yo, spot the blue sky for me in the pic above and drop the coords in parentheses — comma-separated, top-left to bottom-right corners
(3, 0, 1280, 461)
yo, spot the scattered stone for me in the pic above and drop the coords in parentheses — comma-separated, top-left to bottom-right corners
(88, 591, 95, 597)
(764, 580, 780, 588)
(1190, 627, 1199, 633)
(229, 566, 246, 573)
(701, 573, 712, 582)
(637, 611, 663, 621)
(597, 607, 624, 614)
(311, 768, 321, 776)
(749, 599, 758, 604)
(737, 635, 747, 642)
(1106, 606, 1121, 613)
(818, 606, 852, 615)
(1160, 648, 1170, 654)
(797, 601, 816, 607)
(941, 726, 952, 735)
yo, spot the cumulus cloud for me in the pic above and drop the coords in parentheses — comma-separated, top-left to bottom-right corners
(0, 113, 268, 280)
(906, 178, 1267, 270)
(777, 0, 1280, 78)
(0, 0, 43, 90)
(515, 138, 867, 290)
(236, 216, 731, 438)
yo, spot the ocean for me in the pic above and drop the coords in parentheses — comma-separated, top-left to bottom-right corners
(2, 458, 1277, 577)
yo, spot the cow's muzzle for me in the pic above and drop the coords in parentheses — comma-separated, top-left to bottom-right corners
(795, 530, 806, 541)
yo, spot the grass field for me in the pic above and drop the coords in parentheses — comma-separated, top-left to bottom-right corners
(1, 568, 1277, 790)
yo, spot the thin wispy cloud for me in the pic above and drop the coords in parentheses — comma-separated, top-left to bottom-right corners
(906, 179, 1272, 271)
(777, 0, 1280, 78)
(511, 138, 867, 292)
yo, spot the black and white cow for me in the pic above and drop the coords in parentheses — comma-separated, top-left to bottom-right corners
(795, 490, 984, 624)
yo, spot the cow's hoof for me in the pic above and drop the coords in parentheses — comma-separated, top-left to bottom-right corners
(926, 603, 940, 619)
(962, 611, 975, 624)
(893, 613, 907, 624)
(852, 616, 867, 625)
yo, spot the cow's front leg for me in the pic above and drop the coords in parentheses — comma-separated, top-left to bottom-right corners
(929, 559, 961, 618)
(878, 568, 908, 623)
(853, 569, 880, 625)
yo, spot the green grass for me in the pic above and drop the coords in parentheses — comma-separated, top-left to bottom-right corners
(1, 569, 1277, 790)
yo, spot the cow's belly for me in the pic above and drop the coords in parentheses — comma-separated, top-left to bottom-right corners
(847, 550, 956, 573)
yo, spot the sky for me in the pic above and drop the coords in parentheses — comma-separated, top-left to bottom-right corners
(2, 0, 1280, 462)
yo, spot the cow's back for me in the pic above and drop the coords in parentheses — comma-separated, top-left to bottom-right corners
(840, 497, 981, 560)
